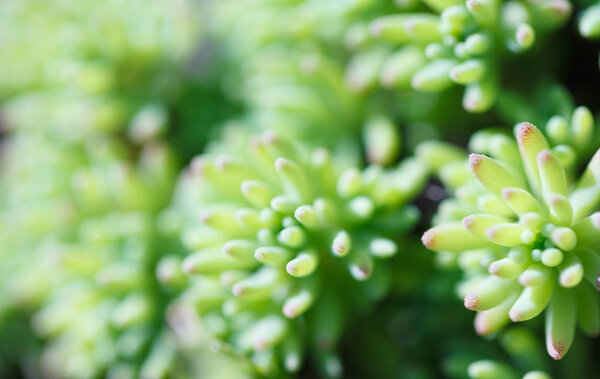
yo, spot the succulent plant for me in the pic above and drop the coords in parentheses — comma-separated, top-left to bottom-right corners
(0, 0, 197, 99)
(3, 0, 600, 377)
(166, 125, 426, 376)
(443, 326, 553, 379)
(0, 130, 181, 377)
(467, 360, 551, 379)
(231, 48, 367, 149)
(420, 109, 600, 359)
(579, 2, 600, 70)
(30, 212, 183, 379)
(349, 0, 571, 113)
(210, 0, 412, 151)
(579, 3, 600, 41)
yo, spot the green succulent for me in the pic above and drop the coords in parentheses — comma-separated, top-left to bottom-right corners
(211, 0, 409, 150)
(420, 110, 600, 359)
(30, 213, 182, 379)
(232, 48, 367, 149)
(349, 0, 570, 112)
(578, 1, 600, 70)
(444, 326, 553, 379)
(467, 360, 551, 379)
(0, 0, 197, 99)
(166, 126, 426, 376)
(2, 139, 182, 378)
(579, 2, 600, 40)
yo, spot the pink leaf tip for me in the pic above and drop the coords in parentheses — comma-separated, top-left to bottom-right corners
(516, 122, 538, 145)
(421, 229, 435, 249)
(464, 293, 478, 310)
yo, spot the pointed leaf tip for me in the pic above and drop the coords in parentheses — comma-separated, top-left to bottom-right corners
(516, 122, 538, 144)
(421, 229, 435, 249)
(547, 342, 567, 360)
(464, 293, 479, 310)
(468, 153, 483, 173)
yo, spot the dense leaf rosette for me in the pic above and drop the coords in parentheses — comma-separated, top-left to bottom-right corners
(421, 109, 600, 359)
(168, 128, 427, 376)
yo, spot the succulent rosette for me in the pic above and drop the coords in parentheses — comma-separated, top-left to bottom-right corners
(166, 126, 427, 376)
(0, 66, 183, 375)
(349, 0, 571, 112)
(30, 212, 184, 379)
(420, 108, 600, 359)
(0, 130, 183, 376)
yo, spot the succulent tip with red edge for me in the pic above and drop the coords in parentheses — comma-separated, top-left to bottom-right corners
(462, 215, 475, 230)
(468, 153, 483, 174)
(516, 122, 537, 145)
(547, 341, 567, 360)
(282, 304, 297, 319)
(464, 293, 478, 310)
(421, 229, 435, 250)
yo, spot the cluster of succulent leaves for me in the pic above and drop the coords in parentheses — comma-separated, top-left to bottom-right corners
(421, 108, 600, 359)
(2, 0, 600, 378)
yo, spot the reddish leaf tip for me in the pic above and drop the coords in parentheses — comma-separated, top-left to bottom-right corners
(462, 215, 475, 230)
(464, 293, 478, 310)
(421, 229, 435, 250)
(468, 153, 483, 175)
(516, 122, 538, 145)
(547, 341, 566, 360)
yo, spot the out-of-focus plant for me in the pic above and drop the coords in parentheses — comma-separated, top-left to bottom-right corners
(0, 0, 210, 375)
(579, 2, 600, 50)
(0, 0, 201, 312)
(0, 0, 197, 100)
(420, 108, 600, 359)
(444, 327, 552, 379)
(0, 129, 180, 375)
(209, 1, 402, 149)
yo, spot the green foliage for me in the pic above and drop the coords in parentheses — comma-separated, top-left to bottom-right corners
(1, 0, 600, 378)
(421, 115, 600, 359)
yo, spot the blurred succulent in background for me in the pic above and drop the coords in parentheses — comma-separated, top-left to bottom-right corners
(420, 108, 600, 359)
(352, 0, 571, 113)
(226, 48, 367, 151)
(212, 0, 392, 59)
(30, 212, 182, 379)
(579, 3, 600, 40)
(0, 131, 179, 376)
(466, 359, 551, 379)
(0, 0, 208, 375)
(444, 327, 553, 379)
(0, 0, 197, 99)
(165, 124, 426, 376)
(209, 0, 413, 151)
(0, 0, 201, 316)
